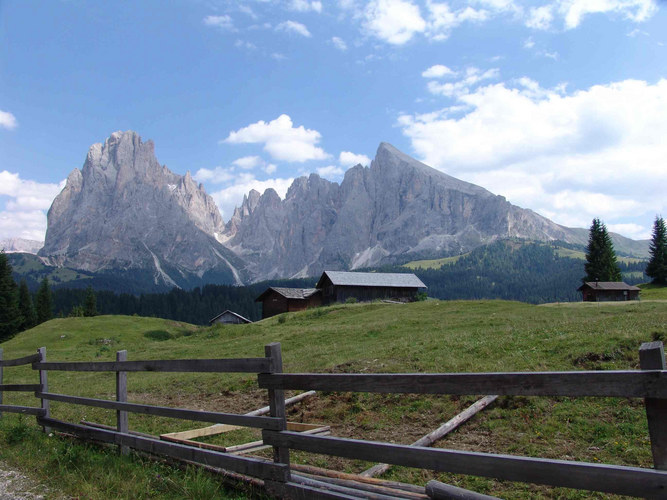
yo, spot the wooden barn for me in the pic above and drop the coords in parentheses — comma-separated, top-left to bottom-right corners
(255, 287, 322, 319)
(208, 310, 252, 325)
(578, 281, 641, 302)
(315, 270, 427, 305)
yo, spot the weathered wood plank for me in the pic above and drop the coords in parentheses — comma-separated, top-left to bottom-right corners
(37, 347, 50, 432)
(38, 416, 288, 482)
(116, 350, 129, 455)
(292, 473, 412, 499)
(265, 480, 362, 500)
(640, 341, 667, 470)
(362, 395, 498, 478)
(33, 357, 271, 373)
(36, 392, 282, 429)
(0, 353, 40, 367)
(0, 384, 42, 392)
(0, 405, 45, 416)
(294, 472, 428, 499)
(425, 480, 500, 500)
(258, 371, 667, 398)
(161, 390, 318, 440)
(263, 431, 667, 498)
(265, 343, 290, 470)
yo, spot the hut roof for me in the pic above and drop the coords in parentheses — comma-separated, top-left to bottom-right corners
(316, 271, 426, 289)
(208, 310, 252, 324)
(577, 281, 641, 292)
(255, 287, 320, 302)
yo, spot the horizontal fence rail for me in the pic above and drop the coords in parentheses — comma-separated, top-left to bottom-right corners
(0, 384, 42, 392)
(36, 392, 282, 429)
(262, 431, 667, 498)
(33, 357, 272, 373)
(258, 371, 667, 398)
(0, 353, 41, 367)
(39, 417, 288, 482)
(0, 405, 45, 416)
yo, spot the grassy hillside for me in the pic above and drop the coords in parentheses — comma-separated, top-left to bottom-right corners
(1, 298, 666, 498)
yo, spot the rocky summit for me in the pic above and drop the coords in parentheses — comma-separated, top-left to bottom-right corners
(40, 131, 244, 288)
(41, 133, 647, 289)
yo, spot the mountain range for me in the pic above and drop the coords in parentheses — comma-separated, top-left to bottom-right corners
(32, 131, 647, 290)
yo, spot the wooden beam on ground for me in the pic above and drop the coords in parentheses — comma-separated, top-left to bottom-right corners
(361, 396, 498, 478)
(425, 480, 500, 500)
(160, 390, 317, 441)
(293, 472, 428, 499)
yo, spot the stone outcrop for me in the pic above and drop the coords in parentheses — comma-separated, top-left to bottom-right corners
(40, 131, 244, 287)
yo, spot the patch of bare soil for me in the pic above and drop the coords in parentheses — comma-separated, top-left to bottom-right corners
(0, 462, 61, 500)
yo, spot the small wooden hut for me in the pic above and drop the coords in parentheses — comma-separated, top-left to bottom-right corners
(578, 281, 641, 302)
(208, 310, 253, 325)
(315, 270, 427, 305)
(255, 287, 322, 319)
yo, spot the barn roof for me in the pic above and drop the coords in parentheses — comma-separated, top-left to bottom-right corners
(577, 281, 641, 291)
(316, 271, 427, 289)
(255, 287, 320, 302)
(208, 310, 252, 324)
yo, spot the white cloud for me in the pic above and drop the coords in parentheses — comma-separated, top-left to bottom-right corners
(559, 0, 657, 29)
(276, 20, 312, 37)
(210, 177, 294, 220)
(523, 36, 535, 48)
(339, 151, 371, 167)
(399, 78, 667, 236)
(422, 64, 455, 78)
(0, 171, 65, 241)
(426, 1, 489, 41)
(364, 0, 426, 45)
(203, 15, 234, 30)
(289, 0, 322, 13)
(426, 66, 499, 97)
(193, 167, 236, 184)
(331, 36, 348, 51)
(608, 223, 650, 240)
(0, 110, 17, 130)
(526, 5, 554, 29)
(316, 165, 345, 179)
(224, 114, 329, 162)
(233, 156, 264, 169)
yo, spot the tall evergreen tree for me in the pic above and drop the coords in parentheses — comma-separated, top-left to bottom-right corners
(583, 218, 622, 282)
(18, 279, 37, 331)
(0, 251, 22, 341)
(83, 286, 98, 317)
(646, 215, 667, 285)
(35, 277, 53, 324)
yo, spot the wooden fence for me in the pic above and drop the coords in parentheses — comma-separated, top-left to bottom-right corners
(0, 341, 666, 499)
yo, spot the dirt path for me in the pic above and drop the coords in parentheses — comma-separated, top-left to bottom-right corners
(0, 462, 54, 500)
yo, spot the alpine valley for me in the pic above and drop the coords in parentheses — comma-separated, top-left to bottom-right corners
(14, 131, 647, 294)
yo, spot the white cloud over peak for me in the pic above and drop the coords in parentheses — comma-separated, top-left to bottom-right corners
(224, 114, 329, 162)
(316, 165, 345, 179)
(0, 110, 17, 130)
(364, 0, 426, 45)
(276, 20, 312, 37)
(339, 151, 371, 167)
(210, 177, 294, 220)
(399, 77, 667, 235)
(233, 156, 264, 169)
(426, 66, 500, 97)
(289, 0, 323, 13)
(331, 36, 348, 50)
(422, 64, 456, 78)
(0, 171, 65, 240)
(203, 15, 234, 30)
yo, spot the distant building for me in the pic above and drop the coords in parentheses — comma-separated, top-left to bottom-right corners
(255, 287, 322, 319)
(578, 282, 641, 302)
(315, 271, 427, 305)
(208, 310, 253, 325)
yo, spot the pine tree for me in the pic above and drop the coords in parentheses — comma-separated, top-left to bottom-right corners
(583, 218, 622, 282)
(83, 286, 98, 317)
(36, 277, 53, 324)
(0, 251, 22, 341)
(18, 279, 37, 331)
(646, 215, 667, 285)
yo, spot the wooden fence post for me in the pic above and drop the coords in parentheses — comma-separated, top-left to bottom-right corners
(116, 350, 129, 455)
(265, 343, 290, 477)
(0, 348, 3, 419)
(37, 347, 50, 432)
(639, 341, 667, 470)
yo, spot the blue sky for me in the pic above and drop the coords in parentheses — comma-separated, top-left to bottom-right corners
(1, 0, 666, 243)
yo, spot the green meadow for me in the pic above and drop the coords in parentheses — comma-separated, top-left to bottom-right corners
(1, 291, 666, 498)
